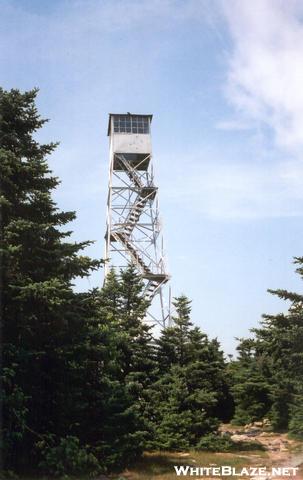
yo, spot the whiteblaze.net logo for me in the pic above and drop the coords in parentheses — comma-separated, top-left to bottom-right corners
(173, 465, 299, 477)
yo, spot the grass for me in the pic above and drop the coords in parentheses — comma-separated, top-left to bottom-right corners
(8, 444, 303, 480)
(113, 449, 268, 480)
(4, 450, 267, 480)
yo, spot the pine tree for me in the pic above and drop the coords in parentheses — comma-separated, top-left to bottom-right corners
(106, 265, 157, 451)
(289, 392, 303, 438)
(231, 257, 303, 433)
(253, 278, 303, 431)
(156, 295, 193, 369)
(0, 88, 147, 474)
(228, 339, 272, 425)
(149, 295, 232, 450)
(0, 88, 102, 471)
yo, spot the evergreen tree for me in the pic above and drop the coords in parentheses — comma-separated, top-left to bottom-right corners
(231, 257, 303, 433)
(289, 392, 303, 438)
(149, 295, 233, 450)
(0, 88, 101, 471)
(0, 88, 149, 474)
(228, 339, 272, 425)
(102, 265, 157, 451)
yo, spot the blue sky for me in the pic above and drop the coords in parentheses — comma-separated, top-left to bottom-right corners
(2, 0, 303, 354)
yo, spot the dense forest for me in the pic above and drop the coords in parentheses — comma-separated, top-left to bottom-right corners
(1, 88, 303, 478)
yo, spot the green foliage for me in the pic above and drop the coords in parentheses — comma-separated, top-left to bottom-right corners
(229, 344, 272, 425)
(196, 433, 237, 452)
(36, 435, 101, 477)
(1, 362, 29, 466)
(196, 433, 264, 452)
(231, 257, 303, 432)
(0, 88, 102, 472)
(102, 266, 157, 464)
(148, 296, 233, 450)
(149, 366, 219, 450)
(289, 394, 303, 439)
(0, 88, 147, 474)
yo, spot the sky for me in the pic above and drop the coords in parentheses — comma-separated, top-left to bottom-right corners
(2, 0, 303, 354)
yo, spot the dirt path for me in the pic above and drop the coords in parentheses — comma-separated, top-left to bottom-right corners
(220, 424, 303, 479)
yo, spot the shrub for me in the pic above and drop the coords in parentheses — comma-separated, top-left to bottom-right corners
(196, 433, 264, 452)
(196, 433, 235, 452)
(36, 435, 101, 477)
(289, 396, 303, 439)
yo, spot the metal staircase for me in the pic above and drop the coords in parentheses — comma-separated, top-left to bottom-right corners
(124, 187, 157, 238)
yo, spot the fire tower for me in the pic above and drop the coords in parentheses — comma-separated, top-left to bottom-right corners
(104, 113, 171, 327)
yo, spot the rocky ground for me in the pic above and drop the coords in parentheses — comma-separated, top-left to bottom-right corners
(220, 421, 303, 479)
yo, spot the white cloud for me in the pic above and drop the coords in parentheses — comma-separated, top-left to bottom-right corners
(191, 0, 303, 220)
(220, 0, 303, 154)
